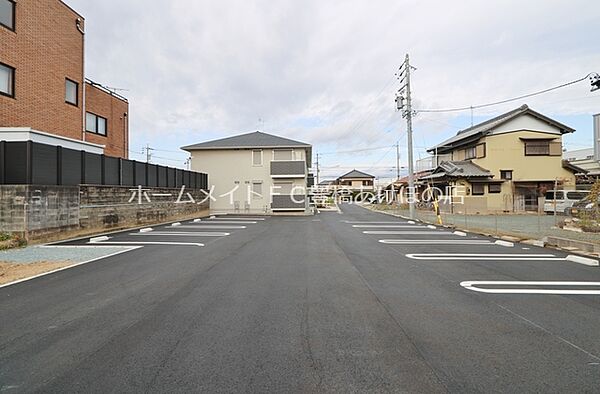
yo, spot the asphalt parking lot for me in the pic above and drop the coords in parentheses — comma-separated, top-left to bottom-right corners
(2, 204, 600, 392)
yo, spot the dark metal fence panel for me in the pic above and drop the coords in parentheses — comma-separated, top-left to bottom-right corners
(61, 148, 81, 185)
(84, 152, 102, 185)
(0, 141, 207, 188)
(147, 164, 158, 187)
(167, 168, 176, 188)
(135, 162, 147, 186)
(104, 156, 120, 185)
(158, 166, 167, 187)
(32, 143, 58, 185)
(4, 142, 27, 184)
(121, 159, 134, 186)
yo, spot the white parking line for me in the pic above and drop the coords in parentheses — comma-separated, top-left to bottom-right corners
(129, 232, 229, 237)
(363, 231, 455, 235)
(343, 221, 414, 224)
(353, 225, 423, 228)
(190, 221, 256, 224)
(379, 239, 493, 245)
(176, 225, 247, 229)
(208, 217, 266, 221)
(88, 241, 204, 247)
(461, 281, 600, 295)
(406, 253, 563, 261)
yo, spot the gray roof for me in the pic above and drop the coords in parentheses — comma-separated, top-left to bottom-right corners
(338, 169, 375, 179)
(428, 105, 575, 153)
(181, 131, 311, 151)
(421, 161, 492, 180)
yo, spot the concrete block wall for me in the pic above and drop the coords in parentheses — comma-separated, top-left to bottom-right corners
(0, 185, 209, 241)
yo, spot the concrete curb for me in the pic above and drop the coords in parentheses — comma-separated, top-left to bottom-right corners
(89, 236, 110, 243)
(139, 228, 153, 233)
(494, 240, 514, 247)
(566, 255, 599, 266)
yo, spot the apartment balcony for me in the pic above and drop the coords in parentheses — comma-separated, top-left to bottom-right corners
(270, 160, 306, 178)
(271, 194, 306, 211)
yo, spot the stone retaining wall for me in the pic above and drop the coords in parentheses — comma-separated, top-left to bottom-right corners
(0, 184, 209, 241)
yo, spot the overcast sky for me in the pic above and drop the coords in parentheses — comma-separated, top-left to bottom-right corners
(68, 0, 600, 182)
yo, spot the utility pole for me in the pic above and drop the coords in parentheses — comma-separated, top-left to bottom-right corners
(396, 53, 416, 219)
(396, 142, 400, 181)
(143, 144, 154, 163)
(316, 153, 321, 185)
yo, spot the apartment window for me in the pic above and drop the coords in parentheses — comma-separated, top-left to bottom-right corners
(488, 183, 502, 193)
(252, 150, 262, 166)
(0, 62, 14, 97)
(273, 149, 293, 161)
(524, 140, 550, 156)
(500, 170, 513, 180)
(252, 182, 262, 199)
(465, 146, 477, 160)
(471, 184, 485, 195)
(0, 0, 15, 31)
(65, 78, 78, 106)
(86, 112, 107, 136)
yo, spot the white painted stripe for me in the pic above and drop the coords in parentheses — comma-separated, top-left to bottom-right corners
(89, 236, 110, 243)
(494, 240, 514, 247)
(171, 222, 181, 227)
(363, 231, 455, 235)
(461, 281, 600, 295)
(427, 225, 437, 229)
(379, 239, 492, 245)
(129, 232, 229, 237)
(177, 225, 247, 229)
(566, 255, 599, 266)
(139, 228, 153, 233)
(353, 225, 423, 228)
(453, 231, 467, 237)
(191, 221, 256, 224)
(407, 221, 416, 224)
(343, 221, 414, 224)
(88, 241, 204, 247)
(0, 246, 142, 289)
(406, 253, 562, 261)
(209, 217, 266, 221)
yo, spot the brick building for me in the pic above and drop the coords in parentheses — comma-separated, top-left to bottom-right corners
(0, 0, 129, 158)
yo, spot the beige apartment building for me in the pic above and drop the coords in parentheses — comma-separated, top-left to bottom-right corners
(182, 131, 312, 215)
(423, 105, 585, 213)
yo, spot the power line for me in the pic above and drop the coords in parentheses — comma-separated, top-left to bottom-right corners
(415, 72, 595, 113)
(318, 144, 396, 155)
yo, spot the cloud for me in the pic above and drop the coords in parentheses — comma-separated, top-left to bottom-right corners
(67, 0, 600, 169)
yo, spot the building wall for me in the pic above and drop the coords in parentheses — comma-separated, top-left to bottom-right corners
(473, 130, 574, 185)
(0, 1, 129, 159)
(0, 0, 84, 140)
(189, 148, 309, 214)
(84, 83, 129, 158)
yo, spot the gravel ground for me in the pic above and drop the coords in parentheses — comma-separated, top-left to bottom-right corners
(0, 245, 137, 264)
(372, 205, 600, 244)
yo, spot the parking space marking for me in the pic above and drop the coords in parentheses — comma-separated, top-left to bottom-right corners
(343, 221, 414, 224)
(461, 281, 600, 295)
(176, 225, 247, 229)
(406, 253, 563, 261)
(187, 221, 256, 225)
(352, 224, 423, 228)
(209, 217, 266, 221)
(129, 232, 230, 237)
(379, 239, 493, 245)
(363, 231, 455, 235)
(88, 241, 204, 247)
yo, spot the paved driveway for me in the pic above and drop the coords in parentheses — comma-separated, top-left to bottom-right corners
(2, 205, 600, 392)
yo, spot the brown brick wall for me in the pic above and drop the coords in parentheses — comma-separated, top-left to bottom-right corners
(84, 83, 129, 158)
(0, 0, 129, 159)
(0, 0, 84, 140)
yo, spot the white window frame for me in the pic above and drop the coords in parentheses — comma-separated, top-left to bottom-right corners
(251, 181, 263, 199)
(252, 149, 263, 166)
(272, 149, 294, 161)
